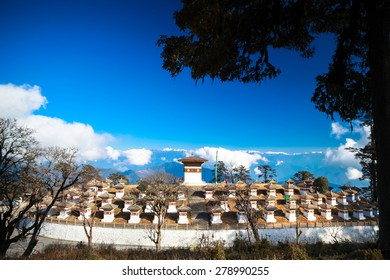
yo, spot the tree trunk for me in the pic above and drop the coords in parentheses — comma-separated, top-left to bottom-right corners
(22, 222, 42, 258)
(22, 236, 38, 258)
(249, 220, 260, 242)
(366, 0, 390, 259)
(0, 240, 11, 258)
(83, 212, 95, 248)
(372, 162, 378, 201)
(370, 127, 378, 201)
(246, 224, 253, 243)
(253, 226, 260, 242)
(0, 225, 22, 258)
(155, 225, 162, 253)
(88, 227, 93, 248)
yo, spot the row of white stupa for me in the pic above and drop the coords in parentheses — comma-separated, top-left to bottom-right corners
(47, 154, 209, 222)
(205, 180, 378, 223)
(177, 155, 378, 224)
(48, 154, 204, 222)
(51, 179, 378, 225)
(46, 155, 378, 225)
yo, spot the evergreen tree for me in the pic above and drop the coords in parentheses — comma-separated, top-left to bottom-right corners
(292, 171, 315, 183)
(211, 160, 229, 183)
(313, 176, 329, 194)
(233, 165, 252, 183)
(158, 0, 390, 258)
(108, 172, 129, 184)
(79, 164, 103, 185)
(257, 165, 277, 183)
(347, 121, 377, 201)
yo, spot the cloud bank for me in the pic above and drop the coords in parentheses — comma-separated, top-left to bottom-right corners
(325, 138, 360, 168)
(106, 146, 121, 161)
(0, 83, 48, 118)
(0, 83, 373, 185)
(20, 115, 113, 161)
(331, 122, 349, 139)
(0, 83, 113, 161)
(191, 147, 268, 169)
(346, 167, 363, 180)
(122, 148, 153, 165)
(326, 122, 370, 168)
(0, 83, 156, 166)
(326, 122, 371, 182)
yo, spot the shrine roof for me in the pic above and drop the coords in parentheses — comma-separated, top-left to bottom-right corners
(178, 155, 208, 164)
(127, 204, 142, 211)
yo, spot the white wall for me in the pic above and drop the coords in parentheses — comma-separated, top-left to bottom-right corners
(184, 171, 203, 184)
(40, 223, 378, 249)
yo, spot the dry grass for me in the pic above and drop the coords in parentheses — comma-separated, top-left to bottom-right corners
(24, 238, 383, 260)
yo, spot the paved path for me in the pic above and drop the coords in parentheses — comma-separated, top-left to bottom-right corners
(6, 234, 151, 258)
(187, 186, 209, 224)
(6, 235, 79, 258)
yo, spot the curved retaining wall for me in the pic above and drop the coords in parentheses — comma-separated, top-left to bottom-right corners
(40, 223, 379, 248)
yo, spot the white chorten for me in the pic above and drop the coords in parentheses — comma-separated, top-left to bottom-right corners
(178, 155, 208, 186)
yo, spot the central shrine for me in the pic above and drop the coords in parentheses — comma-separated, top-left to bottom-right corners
(178, 155, 208, 186)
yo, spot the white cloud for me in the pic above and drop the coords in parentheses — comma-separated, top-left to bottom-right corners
(355, 124, 371, 147)
(325, 121, 373, 182)
(163, 147, 186, 152)
(276, 160, 284, 166)
(331, 122, 349, 139)
(113, 161, 129, 172)
(254, 167, 262, 176)
(191, 147, 268, 169)
(0, 83, 115, 161)
(325, 121, 372, 169)
(20, 115, 113, 161)
(123, 148, 152, 165)
(345, 167, 363, 180)
(325, 138, 359, 167)
(106, 146, 121, 161)
(0, 83, 48, 118)
(161, 157, 166, 161)
(264, 151, 289, 155)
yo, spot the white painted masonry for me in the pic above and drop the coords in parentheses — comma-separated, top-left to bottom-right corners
(40, 223, 378, 248)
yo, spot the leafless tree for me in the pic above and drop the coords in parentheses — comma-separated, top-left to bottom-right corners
(327, 226, 347, 244)
(80, 201, 97, 248)
(141, 172, 179, 252)
(234, 186, 262, 242)
(78, 164, 103, 186)
(22, 147, 81, 257)
(0, 118, 82, 258)
(143, 171, 181, 185)
(78, 167, 103, 248)
(144, 184, 177, 252)
(0, 118, 42, 257)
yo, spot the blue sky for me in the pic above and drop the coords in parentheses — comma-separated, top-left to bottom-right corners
(0, 1, 369, 185)
(0, 0, 338, 148)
